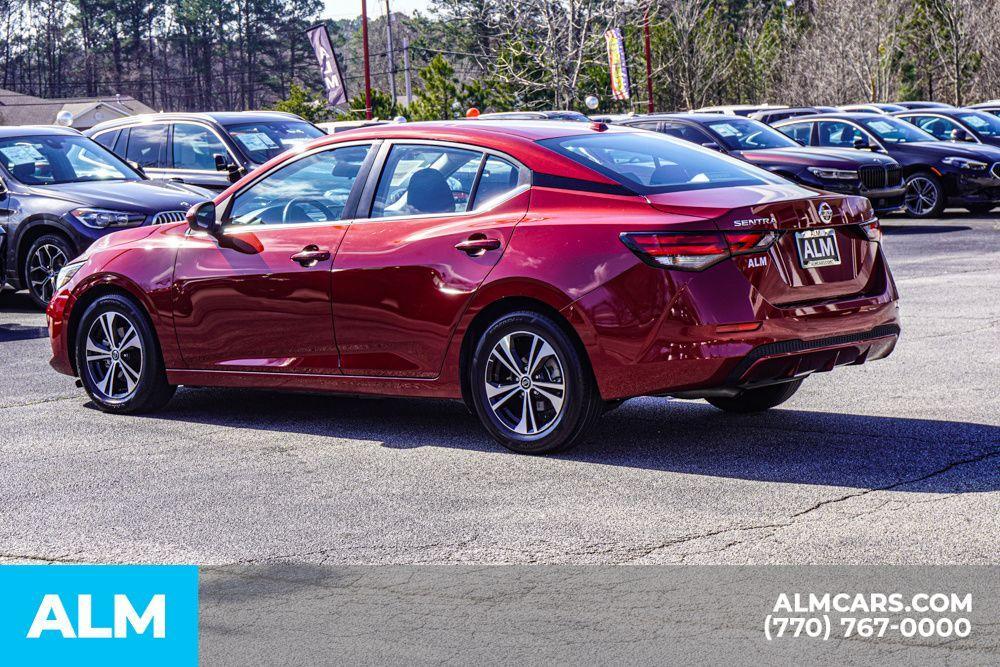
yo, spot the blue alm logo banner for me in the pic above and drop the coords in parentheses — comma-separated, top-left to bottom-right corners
(0, 565, 198, 665)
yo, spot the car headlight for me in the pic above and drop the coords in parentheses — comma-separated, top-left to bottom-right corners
(70, 208, 145, 229)
(55, 260, 85, 291)
(941, 156, 988, 171)
(806, 167, 859, 180)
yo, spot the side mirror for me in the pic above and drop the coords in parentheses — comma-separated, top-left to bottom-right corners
(226, 164, 244, 183)
(186, 200, 220, 237)
(128, 160, 146, 177)
(214, 154, 230, 172)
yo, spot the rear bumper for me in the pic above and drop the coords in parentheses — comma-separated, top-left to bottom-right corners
(672, 324, 900, 398)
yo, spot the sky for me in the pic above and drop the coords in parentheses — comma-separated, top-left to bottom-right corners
(323, 0, 433, 21)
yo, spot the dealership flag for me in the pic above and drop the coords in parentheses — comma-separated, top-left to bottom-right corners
(604, 28, 631, 101)
(306, 24, 347, 106)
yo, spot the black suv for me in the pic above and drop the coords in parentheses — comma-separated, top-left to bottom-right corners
(85, 111, 325, 191)
(616, 114, 906, 213)
(773, 112, 1000, 217)
(0, 126, 210, 307)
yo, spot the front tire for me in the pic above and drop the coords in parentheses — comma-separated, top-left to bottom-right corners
(75, 294, 175, 414)
(903, 172, 945, 218)
(23, 233, 74, 308)
(470, 311, 602, 454)
(706, 379, 803, 413)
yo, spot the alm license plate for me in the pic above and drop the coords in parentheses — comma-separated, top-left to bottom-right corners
(795, 228, 841, 269)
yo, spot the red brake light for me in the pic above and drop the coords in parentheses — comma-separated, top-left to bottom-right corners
(860, 219, 881, 243)
(620, 231, 778, 270)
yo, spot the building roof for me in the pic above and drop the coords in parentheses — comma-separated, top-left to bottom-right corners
(0, 89, 155, 128)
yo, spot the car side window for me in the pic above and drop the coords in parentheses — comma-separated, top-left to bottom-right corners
(629, 121, 661, 132)
(780, 122, 813, 145)
(172, 123, 229, 171)
(660, 122, 716, 146)
(472, 156, 519, 210)
(911, 116, 959, 140)
(816, 121, 864, 148)
(228, 144, 372, 226)
(371, 144, 483, 218)
(93, 130, 120, 151)
(126, 124, 168, 168)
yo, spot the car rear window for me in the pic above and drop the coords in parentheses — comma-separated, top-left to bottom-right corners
(537, 131, 783, 194)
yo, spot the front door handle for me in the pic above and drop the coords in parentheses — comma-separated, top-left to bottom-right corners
(455, 235, 502, 256)
(291, 245, 331, 266)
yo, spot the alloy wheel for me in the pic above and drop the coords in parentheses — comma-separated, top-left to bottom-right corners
(84, 311, 144, 402)
(904, 176, 938, 216)
(484, 331, 566, 436)
(27, 243, 68, 303)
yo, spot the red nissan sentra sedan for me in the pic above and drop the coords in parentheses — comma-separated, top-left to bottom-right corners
(47, 121, 900, 454)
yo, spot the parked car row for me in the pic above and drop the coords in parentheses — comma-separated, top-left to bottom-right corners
(0, 112, 325, 307)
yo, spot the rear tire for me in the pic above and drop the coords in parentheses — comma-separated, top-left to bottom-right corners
(23, 233, 74, 308)
(75, 293, 175, 414)
(903, 172, 945, 218)
(470, 311, 602, 454)
(706, 379, 803, 413)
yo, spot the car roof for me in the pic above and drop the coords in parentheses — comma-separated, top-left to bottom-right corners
(89, 110, 306, 130)
(319, 119, 628, 142)
(616, 112, 757, 124)
(0, 125, 83, 139)
(892, 107, 984, 117)
(774, 112, 886, 123)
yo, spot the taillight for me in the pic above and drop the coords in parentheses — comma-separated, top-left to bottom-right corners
(859, 219, 881, 243)
(620, 231, 778, 270)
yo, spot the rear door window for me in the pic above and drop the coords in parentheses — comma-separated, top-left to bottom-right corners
(472, 156, 520, 210)
(778, 122, 814, 145)
(126, 124, 168, 168)
(816, 121, 864, 148)
(370, 144, 483, 217)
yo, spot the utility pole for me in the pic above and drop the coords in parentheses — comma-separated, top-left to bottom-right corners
(643, 4, 654, 114)
(361, 0, 373, 119)
(403, 37, 412, 106)
(384, 0, 397, 104)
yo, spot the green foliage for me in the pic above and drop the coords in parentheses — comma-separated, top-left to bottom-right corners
(341, 89, 400, 120)
(272, 84, 331, 123)
(408, 55, 513, 120)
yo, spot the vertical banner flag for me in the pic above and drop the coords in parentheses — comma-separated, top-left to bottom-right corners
(604, 28, 631, 101)
(306, 24, 347, 106)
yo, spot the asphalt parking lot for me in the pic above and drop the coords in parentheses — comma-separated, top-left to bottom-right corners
(1, 213, 997, 567)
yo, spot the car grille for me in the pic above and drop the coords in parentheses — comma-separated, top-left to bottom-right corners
(150, 210, 187, 225)
(858, 164, 902, 190)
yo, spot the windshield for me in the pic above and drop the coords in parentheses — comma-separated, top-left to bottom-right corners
(704, 118, 799, 150)
(538, 131, 785, 194)
(956, 111, 1000, 137)
(860, 117, 936, 143)
(0, 134, 138, 185)
(225, 120, 325, 163)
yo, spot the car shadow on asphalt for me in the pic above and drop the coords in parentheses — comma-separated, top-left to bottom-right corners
(881, 224, 973, 235)
(0, 289, 41, 314)
(133, 387, 999, 494)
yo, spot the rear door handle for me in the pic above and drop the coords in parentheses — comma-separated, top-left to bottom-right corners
(291, 245, 331, 266)
(455, 236, 502, 256)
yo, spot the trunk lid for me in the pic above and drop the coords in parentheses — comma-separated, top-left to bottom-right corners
(646, 185, 879, 306)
